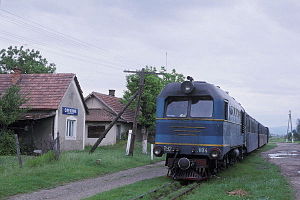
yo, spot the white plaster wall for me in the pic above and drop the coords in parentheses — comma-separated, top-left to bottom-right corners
(85, 96, 106, 109)
(57, 79, 86, 151)
(85, 122, 117, 146)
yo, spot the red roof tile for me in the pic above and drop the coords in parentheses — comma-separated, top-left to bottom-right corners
(0, 73, 86, 110)
(91, 92, 135, 123)
(86, 108, 125, 122)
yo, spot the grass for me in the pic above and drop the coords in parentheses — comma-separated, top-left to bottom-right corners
(185, 143, 293, 200)
(269, 137, 300, 144)
(85, 176, 172, 200)
(85, 143, 294, 200)
(269, 137, 286, 143)
(0, 141, 164, 199)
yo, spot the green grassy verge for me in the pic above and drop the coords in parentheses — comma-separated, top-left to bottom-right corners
(0, 141, 164, 199)
(185, 143, 293, 200)
(269, 137, 286, 143)
(85, 143, 293, 200)
(269, 137, 300, 144)
(85, 176, 172, 200)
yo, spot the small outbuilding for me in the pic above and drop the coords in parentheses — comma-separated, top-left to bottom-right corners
(0, 71, 88, 152)
(85, 90, 137, 146)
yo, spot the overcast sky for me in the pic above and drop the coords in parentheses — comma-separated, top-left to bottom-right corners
(0, 0, 299, 128)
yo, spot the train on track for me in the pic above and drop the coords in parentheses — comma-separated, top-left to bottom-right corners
(153, 77, 269, 180)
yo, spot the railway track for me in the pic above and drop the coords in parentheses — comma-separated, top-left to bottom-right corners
(130, 181, 200, 200)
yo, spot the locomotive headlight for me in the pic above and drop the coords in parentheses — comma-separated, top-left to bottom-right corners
(153, 146, 164, 157)
(210, 148, 221, 159)
(181, 81, 194, 94)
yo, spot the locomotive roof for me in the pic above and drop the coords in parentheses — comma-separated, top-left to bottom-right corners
(159, 81, 232, 99)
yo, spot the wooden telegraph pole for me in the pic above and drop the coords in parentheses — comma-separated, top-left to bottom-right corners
(124, 68, 165, 156)
(90, 90, 139, 153)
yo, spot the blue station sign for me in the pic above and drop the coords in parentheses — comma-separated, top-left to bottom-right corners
(62, 107, 78, 116)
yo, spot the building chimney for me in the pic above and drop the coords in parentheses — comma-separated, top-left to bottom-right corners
(109, 89, 115, 97)
(12, 68, 22, 85)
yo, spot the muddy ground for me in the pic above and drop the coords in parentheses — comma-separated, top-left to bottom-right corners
(262, 143, 300, 200)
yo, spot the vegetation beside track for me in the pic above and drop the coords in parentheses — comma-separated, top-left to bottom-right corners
(86, 143, 293, 200)
(185, 143, 293, 200)
(0, 141, 164, 199)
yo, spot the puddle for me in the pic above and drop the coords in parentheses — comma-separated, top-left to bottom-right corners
(268, 152, 299, 159)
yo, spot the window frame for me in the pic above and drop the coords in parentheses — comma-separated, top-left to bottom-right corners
(164, 96, 214, 118)
(224, 100, 229, 120)
(190, 98, 214, 118)
(165, 97, 189, 118)
(65, 116, 77, 140)
(87, 125, 106, 138)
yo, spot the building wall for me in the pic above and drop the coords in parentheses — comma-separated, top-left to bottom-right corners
(85, 96, 106, 109)
(85, 122, 131, 146)
(57, 79, 86, 151)
(85, 122, 116, 146)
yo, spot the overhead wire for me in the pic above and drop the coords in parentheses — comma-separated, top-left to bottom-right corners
(0, 13, 130, 69)
(0, 8, 142, 69)
(0, 31, 125, 72)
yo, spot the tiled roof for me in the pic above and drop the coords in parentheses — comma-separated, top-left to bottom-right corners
(91, 92, 135, 123)
(20, 110, 56, 120)
(0, 73, 87, 111)
(86, 108, 125, 122)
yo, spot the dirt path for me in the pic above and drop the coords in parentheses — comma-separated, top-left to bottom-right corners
(8, 161, 167, 200)
(262, 143, 300, 200)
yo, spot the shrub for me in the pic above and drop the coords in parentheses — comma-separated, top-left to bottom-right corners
(0, 130, 16, 156)
(25, 150, 56, 167)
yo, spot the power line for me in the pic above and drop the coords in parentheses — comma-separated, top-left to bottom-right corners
(0, 13, 130, 69)
(0, 8, 141, 67)
(0, 33, 124, 73)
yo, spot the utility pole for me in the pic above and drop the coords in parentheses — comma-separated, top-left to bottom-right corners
(287, 110, 294, 143)
(90, 90, 139, 153)
(166, 52, 168, 70)
(124, 68, 165, 156)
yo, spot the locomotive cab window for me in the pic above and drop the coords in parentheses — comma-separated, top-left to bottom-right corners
(224, 101, 229, 120)
(165, 97, 188, 117)
(190, 98, 213, 117)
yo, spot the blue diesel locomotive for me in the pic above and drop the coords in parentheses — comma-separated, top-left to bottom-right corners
(153, 77, 269, 180)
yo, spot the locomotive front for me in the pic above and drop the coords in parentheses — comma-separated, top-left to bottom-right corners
(154, 78, 227, 180)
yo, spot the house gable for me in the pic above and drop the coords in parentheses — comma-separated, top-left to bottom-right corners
(57, 78, 86, 151)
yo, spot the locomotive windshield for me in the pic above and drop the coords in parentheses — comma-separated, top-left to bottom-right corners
(165, 97, 188, 117)
(165, 96, 213, 118)
(190, 98, 213, 117)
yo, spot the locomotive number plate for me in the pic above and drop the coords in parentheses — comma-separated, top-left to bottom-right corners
(198, 147, 208, 153)
(163, 146, 174, 152)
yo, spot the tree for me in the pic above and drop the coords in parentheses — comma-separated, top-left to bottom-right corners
(122, 66, 185, 132)
(0, 46, 56, 74)
(296, 119, 300, 134)
(0, 85, 27, 155)
(0, 85, 27, 130)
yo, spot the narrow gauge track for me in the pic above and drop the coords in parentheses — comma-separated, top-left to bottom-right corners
(130, 181, 200, 200)
(130, 159, 239, 200)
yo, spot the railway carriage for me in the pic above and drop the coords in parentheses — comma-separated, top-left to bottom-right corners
(153, 77, 269, 180)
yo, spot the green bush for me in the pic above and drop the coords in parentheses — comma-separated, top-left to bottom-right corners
(0, 130, 16, 156)
(25, 151, 56, 167)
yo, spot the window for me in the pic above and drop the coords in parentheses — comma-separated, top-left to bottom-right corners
(66, 117, 77, 139)
(165, 96, 214, 118)
(88, 126, 105, 138)
(165, 98, 188, 117)
(224, 101, 228, 120)
(190, 99, 213, 117)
